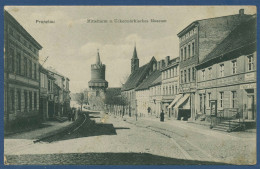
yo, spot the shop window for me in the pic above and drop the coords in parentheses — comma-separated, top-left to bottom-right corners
(34, 92, 37, 109)
(24, 90, 27, 111)
(17, 90, 21, 111)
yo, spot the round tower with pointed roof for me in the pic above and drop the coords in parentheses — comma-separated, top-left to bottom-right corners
(88, 49, 108, 91)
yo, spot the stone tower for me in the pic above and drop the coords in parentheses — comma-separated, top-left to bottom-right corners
(131, 45, 139, 73)
(88, 49, 108, 110)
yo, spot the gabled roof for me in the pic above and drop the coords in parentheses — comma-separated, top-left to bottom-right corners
(136, 70, 161, 91)
(198, 17, 256, 67)
(151, 74, 162, 87)
(122, 56, 156, 91)
(122, 63, 149, 91)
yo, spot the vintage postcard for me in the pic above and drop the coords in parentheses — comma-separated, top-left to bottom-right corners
(3, 6, 257, 165)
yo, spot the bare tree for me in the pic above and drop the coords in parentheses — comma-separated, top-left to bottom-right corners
(75, 92, 88, 111)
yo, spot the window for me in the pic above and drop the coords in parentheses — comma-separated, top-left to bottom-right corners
(199, 94, 203, 112)
(232, 60, 237, 74)
(184, 70, 187, 83)
(24, 57, 27, 77)
(24, 90, 27, 111)
(175, 86, 178, 94)
(188, 68, 191, 82)
(181, 48, 183, 61)
(208, 93, 211, 107)
(202, 69, 205, 81)
(220, 64, 224, 77)
(34, 63, 37, 79)
(34, 92, 37, 109)
(16, 52, 21, 74)
(172, 85, 174, 94)
(231, 91, 237, 108)
(208, 67, 212, 79)
(219, 92, 224, 108)
(29, 91, 32, 110)
(169, 86, 171, 95)
(192, 42, 195, 56)
(29, 60, 32, 78)
(188, 44, 191, 58)
(181, 71, 183, 83)
(184, 47, 187, 60)
(192, 67, 196, 81)
(248, 55, 254, 71)
(17, 90, 21, 111)
(10, 89, 15, 111)
(47, 79, 50, 90)
(9, 48, 15, 72)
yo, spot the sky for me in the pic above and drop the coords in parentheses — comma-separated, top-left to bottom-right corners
(5, 6, 256, 93)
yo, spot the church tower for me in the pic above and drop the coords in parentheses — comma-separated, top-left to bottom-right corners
(88, 49, 108, 110)
(131, 45, 139, 73)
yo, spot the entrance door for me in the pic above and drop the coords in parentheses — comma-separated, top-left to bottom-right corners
(247, 95, 254, 120)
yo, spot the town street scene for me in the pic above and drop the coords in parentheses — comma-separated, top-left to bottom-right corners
(4, 6, 257, 165)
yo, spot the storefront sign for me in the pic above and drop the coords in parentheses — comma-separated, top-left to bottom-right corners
(245, 72, 255, 81)
(240, 83, 256, 89)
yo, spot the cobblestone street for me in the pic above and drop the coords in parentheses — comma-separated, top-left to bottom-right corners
(4, 112, 256, 165)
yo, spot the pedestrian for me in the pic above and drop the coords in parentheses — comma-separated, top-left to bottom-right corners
(147, 107, 151, 115)
(160, 110, 164, 122)
(68, 109, 71, 121)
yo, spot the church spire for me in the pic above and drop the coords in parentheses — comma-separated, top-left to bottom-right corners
(96, 49, 101, 65)
(132, 42, 138, 59)
(131, 44, 139, 73)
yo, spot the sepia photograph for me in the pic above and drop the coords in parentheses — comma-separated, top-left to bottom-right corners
(3, 6, 257, 165)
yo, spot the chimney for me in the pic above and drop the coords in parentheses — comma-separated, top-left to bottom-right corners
(165, 56, 170, 67)
(161, 60, 165, 68)
(239, 9, 244, 16)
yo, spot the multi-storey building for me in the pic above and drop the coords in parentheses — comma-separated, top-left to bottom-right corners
(177, 9, 253, 121)
(47, 67, 70, 116)
(39, 65, 55, 120)
(4, 11, 42, 129)
(135, 64, 160, 117)
(160, 56, 180, 119)
(196, 17, 256, 121)
(122, 46, 158, 117)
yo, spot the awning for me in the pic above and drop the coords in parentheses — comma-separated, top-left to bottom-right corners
(168, 94, 183, 109)
(173, 94, 190, 109)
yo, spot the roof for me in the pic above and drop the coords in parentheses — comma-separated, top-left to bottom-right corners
(4, 10, 42, 50)
(177, 13, 252, 37)
(198, 17, 256, 67)
(122, 63, 149, 91)
(151, 74, 162, 87)
(136, 70, 161, 91)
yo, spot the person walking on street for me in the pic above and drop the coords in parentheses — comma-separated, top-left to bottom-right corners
(160, 110, 164, 122)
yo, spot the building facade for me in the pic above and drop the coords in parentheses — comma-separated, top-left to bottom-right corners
(47, 67, 70, 117)
(177, 9, 253, 121)
(88, 50, 108, 110)
(160, 56, 180, 119)
(4, 11, 42, 129)
(196, 17, 256, 122)
(39, 66, 55, 120)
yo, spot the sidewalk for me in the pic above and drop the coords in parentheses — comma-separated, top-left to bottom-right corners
(122, 115, 256, 140)
(5, 121, 73, 140)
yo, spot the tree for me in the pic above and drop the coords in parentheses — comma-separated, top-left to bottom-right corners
(75, 92, 88, 111)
